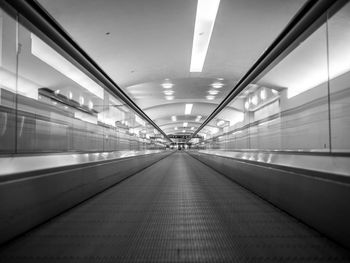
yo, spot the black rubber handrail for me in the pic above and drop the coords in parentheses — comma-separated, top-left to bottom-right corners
(188, 0, 345, 142)
(1, 0, 171, 142)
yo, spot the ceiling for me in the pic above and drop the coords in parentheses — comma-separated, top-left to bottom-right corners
(37, 0, 307, 137)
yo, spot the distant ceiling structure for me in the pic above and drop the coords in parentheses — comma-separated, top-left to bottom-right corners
(37, 0, 307, 137)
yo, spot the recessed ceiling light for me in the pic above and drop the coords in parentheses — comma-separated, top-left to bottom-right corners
(191, 127, 195, 130)
(206, 95, 215, 100)
(165, 96, 174, 100)
(217, 120, 225, 126)
(79, 96, 84, 105)
(162, 82, 174, 89)
(190, 0, 221, 72)
(174, 127, 178, 130)
(244, 101, 250, 110)
(171, 116, 177, 122)
(185, 104, 193, 115)
(272, 89, 278, 95)
(182, 130, 186, 133)
(183, 122, 188, 127)
(88, 100, 93, 109)
(252, 95, 258, 105)
(196, 115, 202, 121)
(211, 82, 223, 88)
(208, 89, 219, 95)
(164, 90, 174, 95)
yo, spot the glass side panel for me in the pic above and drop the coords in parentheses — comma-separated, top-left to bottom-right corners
(193, 3, 350, 154)
(328, 2, 350, 152)
(0, 9, 17, 154)
(0, 5, 165, 154)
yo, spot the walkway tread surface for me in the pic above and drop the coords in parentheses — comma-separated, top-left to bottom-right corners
(0, 152, 349, 262)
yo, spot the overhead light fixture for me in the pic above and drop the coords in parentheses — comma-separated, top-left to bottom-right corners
(260, 89, 267, 100)
(165, 96, 174, 100)
(171, 115, 177, 122)
(190, 0, 221, 72)
(68, 91, 73, 100)
(191, 127, 195, 130)
(79, 96, 84, 105)
(196, 115, 202, 121)
(183, 122, 188, 127)
(206, 95, 215, 100)
(208, 89, 219, 95)
(217, 120, 225, 126)
(174, 127, 178, 130)
(252, 95, 258, 105)
(185, 103, 193, 115)
(164, 90, 174, 95)
(162, 80, 174, 89)
(88, 100, 93, 109)
(244, 101, 250, 110)
(182, 130, 186, 133)
(211, 82, 223, 88)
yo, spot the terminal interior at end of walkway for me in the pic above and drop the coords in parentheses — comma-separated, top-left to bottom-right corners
(1, 0, 350, 262)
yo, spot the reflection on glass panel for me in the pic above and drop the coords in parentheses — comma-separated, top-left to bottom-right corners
(0, 9, 16, 153)
(195, 13, 332, 153)
(3, 14, 165, 154)
(328, 2, 350, 152)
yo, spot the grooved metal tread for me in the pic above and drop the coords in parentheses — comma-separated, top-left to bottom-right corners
(0, 152, 349, 262)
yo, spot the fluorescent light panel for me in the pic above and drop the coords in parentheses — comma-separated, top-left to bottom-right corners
(31, 34, 104, 99)
(185, 103, 193, 115)
(190, 0, 221, 72)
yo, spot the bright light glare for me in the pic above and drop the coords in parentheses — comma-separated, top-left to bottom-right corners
(164, 90, 174, 95)
(190, 0, 221, 72)
(182, 130, 186, 133)
(171, 115, 177, 122)
(88, 100, 94, 109)
(165, 96, 174, 100)
(196, 115, 202, 121)
(208, 89, 219, 95)
(252, 95, 258, 105)
(185, 104, 193, 115)
(217, 120, 225, 126)
(162, 83, 174, 89)
(211, 82, 223, 88)
(260, 89, 267, 100)
(79, 96, 84, 105)
(206, 95, 215, 100)
(31, 34, 104, 99)
(174, 127, 178, 130)
(183, 122, 188, 127)
(191, 127, 195, 130)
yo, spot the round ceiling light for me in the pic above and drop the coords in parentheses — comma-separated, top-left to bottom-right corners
(208, 90, 219, 95)
(211, 82, 224, 88)
(206, 95, 215, 100)
(164, 90, 174, 95)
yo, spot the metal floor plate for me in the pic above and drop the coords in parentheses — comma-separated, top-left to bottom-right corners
(0, 152, 349, 262)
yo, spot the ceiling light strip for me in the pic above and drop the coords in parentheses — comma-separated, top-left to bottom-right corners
(187, 0, 337, 143)
(190, 0, 221, 72)
(185, 103, 193, 115)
